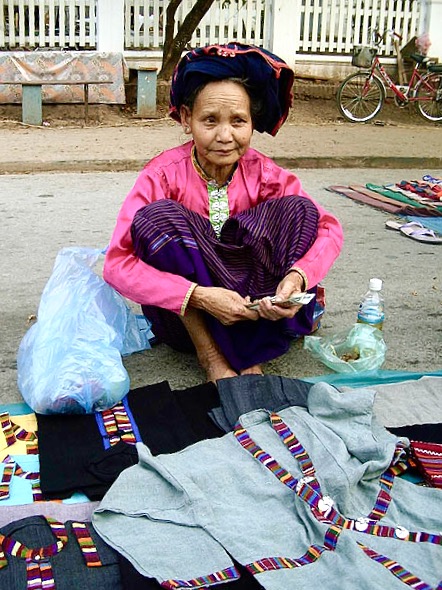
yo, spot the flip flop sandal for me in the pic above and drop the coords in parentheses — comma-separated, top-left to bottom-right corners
(423, 174, 442, 185)
(385, 220, 424, 231)
(400, 225, 442, 243)
(423, 174, 442, 184)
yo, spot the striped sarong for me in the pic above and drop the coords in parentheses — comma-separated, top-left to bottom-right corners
(131, 196, 319, 371)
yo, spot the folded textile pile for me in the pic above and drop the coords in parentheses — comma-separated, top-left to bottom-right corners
(93, 382, 442, 589)
(327, 174, 442, 217)
(1, 375, 441, 589)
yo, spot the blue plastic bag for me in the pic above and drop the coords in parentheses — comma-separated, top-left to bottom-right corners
(17, 247, 152, 414)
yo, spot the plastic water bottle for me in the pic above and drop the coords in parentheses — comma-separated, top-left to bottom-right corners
(357, 278, 385, 330)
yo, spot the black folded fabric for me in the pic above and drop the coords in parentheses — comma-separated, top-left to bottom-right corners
(387, 423, 442, 444)
(37, 410, 104, 500)
(38, 381, 219, 501)
(173, 381, 224, 439)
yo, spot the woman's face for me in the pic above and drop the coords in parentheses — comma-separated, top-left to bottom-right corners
(180, 80, 253, 182)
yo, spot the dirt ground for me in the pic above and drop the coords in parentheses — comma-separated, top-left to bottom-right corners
(0, 87, 433, 134)
(0, 92, 435, 174)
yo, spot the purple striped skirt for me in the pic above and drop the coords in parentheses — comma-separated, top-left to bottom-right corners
(131, 196, 319, 371)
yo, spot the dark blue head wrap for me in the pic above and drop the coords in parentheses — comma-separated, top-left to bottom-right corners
(169, 43, 294, 136)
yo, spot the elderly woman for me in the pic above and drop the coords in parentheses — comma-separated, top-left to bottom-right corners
(104, 43, 343, 382)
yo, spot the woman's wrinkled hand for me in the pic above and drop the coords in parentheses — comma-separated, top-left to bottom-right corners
(252, 271, 304, 321)
(189, 286, 259, 325)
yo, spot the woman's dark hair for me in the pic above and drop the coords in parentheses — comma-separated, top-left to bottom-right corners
(182, 77, 265, 128)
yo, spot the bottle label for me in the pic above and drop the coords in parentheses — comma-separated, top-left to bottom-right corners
(357, 305, 385, 326)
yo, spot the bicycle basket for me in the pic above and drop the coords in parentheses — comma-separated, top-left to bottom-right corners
(352, 46, 377, 68)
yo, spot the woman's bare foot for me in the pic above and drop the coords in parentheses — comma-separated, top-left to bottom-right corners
(199, 345, 238, 383)
(181, 308, 238, 383)
(206, 364, 238, 383)
(239, 364, 263, 376)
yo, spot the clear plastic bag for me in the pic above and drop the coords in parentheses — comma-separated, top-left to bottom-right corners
(17, 247, 152, 414)
(303, 323, 387, 374)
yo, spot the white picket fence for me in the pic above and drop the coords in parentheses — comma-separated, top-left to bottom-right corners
(125, 0, 269, 50)
(297, 0, 422, 55)
(0, 0, 96, 48)
(1, 0, 422, 57)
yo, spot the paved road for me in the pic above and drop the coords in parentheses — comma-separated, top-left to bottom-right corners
(0, 120, 441, 173)
(1, 168, 441, 405)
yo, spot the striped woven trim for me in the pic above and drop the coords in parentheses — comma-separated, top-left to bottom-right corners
(2, 455, 42, 502)
(246, 544, 326, 574)
(234, 425, 298, 491)
(324, 524, 343, 550)
(26, 558, 56, 590)
(0, 517, 68, 561)
(161, 565, 240, 588)
(71, 522, 102, 567)
(26, 441, 39, 455)
(245, 525, 342, 575)
(0, 455, 43, 502)
(0, 460, 15, 500)
(13, 424, 37, 442)
(19, 469, 39, 482)
(368, 461, 408, 520)
(233, 414, 442, 549)
(0, 412, 16, 447)
(11, 461, 43, 502)
(12, 462, 25, 478)
(101, 403, 132, 445)
(270, 413, 318, 486)
(0, 411, 37, 447)
(296, 471, 442, 546)
(357, 542, 442, 589)
(271, 411, 406, 518)
(411, 441, 442, 489)
(31, 479, 44, 503)
(234, 421, 345, 531)
(97, 400, 139, 449)
(343, 519, 442, 544)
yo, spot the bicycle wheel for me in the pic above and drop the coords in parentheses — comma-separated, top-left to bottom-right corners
(414, 72, 442, 122)
(337, 72, 385, 122)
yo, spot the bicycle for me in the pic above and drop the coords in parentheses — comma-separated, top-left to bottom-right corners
(336, 30, 442, 123)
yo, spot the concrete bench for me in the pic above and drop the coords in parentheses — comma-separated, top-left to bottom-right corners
(1, 79, 110, 126)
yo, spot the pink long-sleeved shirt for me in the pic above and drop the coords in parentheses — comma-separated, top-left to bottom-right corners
(104, 142, 343, 315)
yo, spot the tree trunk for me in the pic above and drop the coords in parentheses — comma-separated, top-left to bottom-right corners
(158, 0, 217, 82)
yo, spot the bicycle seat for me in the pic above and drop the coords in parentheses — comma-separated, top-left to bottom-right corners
(409, 53, 428, 64)
(428, 63, 442, 73)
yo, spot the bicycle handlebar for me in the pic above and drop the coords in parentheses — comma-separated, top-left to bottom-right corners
(373, 29, 402, 46)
